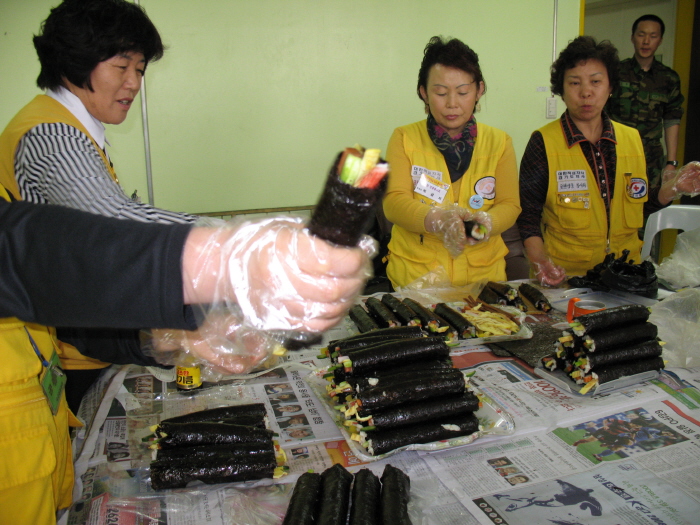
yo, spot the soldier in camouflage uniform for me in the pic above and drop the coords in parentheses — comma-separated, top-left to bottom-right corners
(607, 14, 684, 190)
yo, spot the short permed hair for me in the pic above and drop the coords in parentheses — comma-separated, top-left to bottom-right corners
(632, 14, 665, 36)
(550, 36, 619, 96)
(417, 36, 486, 103)
(34, 0, 164, 91)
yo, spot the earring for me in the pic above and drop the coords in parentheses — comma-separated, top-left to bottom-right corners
(475, 101, 481, 113)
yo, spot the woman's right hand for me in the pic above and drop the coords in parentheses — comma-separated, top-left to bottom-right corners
(424, 207, 468, 258)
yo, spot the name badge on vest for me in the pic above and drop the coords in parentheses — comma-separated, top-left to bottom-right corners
(41, 350, 66, 415)
(411, 165, 443, 188)
(414, 173, 449, 203)
(557, 170, 588, 192)
(25, 327, 66, 415)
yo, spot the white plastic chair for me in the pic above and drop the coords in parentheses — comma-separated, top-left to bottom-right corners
(641, 205, 700, 261)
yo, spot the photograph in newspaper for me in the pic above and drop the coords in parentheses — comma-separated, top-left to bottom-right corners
(555, 408, 688, 463)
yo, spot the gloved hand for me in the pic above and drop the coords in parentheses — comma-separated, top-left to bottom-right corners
(660, 161, 700, 201)
(532, 258, 567, 287)
(148, 215, 374, 376)
(149, 314, 277, 377)
(425, 206, 468, 258)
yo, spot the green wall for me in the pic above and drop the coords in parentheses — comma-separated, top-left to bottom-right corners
(0, 0, 580, 214)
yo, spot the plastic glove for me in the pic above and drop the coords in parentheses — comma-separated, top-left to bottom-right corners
(533, 258, 567, 287)
(425, 206, 468, 258)
(148, 215, 374, 377)
(148, 314, 278, 378)
(660, 161, 700, 200)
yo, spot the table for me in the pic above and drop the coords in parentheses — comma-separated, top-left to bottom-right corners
(61, 289, 700, 525)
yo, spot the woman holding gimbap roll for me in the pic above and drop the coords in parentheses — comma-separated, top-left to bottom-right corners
(383, 36, 521, 289)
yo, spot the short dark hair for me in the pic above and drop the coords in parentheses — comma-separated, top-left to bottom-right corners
(34, 0, 165, 91)
(632, 14, 665, 36)
(417, 36, 486, 104)
(550, 36, 619, 96)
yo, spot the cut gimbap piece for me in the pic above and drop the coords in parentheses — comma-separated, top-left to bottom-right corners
(380, 465, 412, 525)
(365, 296, 401, 328)
(349, 304, 380, 333)
(282, 472, 323, 525)
(317, 464, 354, 525)
(381, 294, 422, 326)
(349, 469, 381, 525)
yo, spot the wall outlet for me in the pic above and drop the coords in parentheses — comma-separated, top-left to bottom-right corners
(546, 97, 557, 119)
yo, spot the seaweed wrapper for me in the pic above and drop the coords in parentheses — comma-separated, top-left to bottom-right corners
(517, 282, 553, 312)
(155, 442, 276, 462)
(380, 464, 412, 525)
(354, 369, 467, 412)
(434, 302, 476, 339)
(576, 340, 662, 372)
(339, 336, 449, 376)
(332, 357, 453, 384)
(307, 151, 387, 247)
(150, 454, 277, 490)
(365, 296, 401, 328)
(363, 391, 480, 430)
(381, 294, 422, 326)
(585, 355, 665, 385)
(282, 472, 322, 525)
(349, 469, 381, 525)
(328, 325, 425, 348)
(317, 464, 354, 525)
(161, 403, 267, 425)
(365, 412, 480, 456)
(348, 304, 379, 333)
(571, 304, 650, 335)
(155, 422, 274, 449)
(579, 322, 658, 353)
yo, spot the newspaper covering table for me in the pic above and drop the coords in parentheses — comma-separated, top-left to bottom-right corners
(60, 318, 700, 525)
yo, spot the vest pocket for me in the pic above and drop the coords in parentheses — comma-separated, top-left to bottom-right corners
(545, 228, 595, 264)
(0, 424, 56, 490)
(622, 194, 645, 229)
(555, 200, 591, 230)
(465, 237, 508, 268)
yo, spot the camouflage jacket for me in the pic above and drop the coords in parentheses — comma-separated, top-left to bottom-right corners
(606, 57, 684, 145)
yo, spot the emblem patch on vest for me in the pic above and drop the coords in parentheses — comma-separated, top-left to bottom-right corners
(474, 176, 496, 199)
(627, 178, 647, 198)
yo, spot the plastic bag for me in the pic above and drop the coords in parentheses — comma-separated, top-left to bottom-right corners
(395, 265, 484, 304)
(649, 289, 700, 367)
(656, 228, 700, 288)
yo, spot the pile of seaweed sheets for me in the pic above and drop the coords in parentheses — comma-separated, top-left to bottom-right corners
(147, 403, 285, 490)
(322, 326, 481, 456)
(348, 293, 522, 344)
(283, 463, 412, 525)
(541, 304, 664, 394)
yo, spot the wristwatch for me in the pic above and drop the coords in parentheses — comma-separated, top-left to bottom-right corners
(667, 160, 679, 167)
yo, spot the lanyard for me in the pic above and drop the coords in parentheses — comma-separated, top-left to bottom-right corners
(26, 327, 50, 367)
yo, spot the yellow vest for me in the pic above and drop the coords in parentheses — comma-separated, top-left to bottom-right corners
(539, 120, 647, 276)
(0, 94, 117, 200)
(0, 185, 78, 523)
(0, 96, 112, 370)
(387, 122, 510, 288)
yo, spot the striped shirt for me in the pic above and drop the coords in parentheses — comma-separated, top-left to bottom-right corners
(14, 91, 196, 225)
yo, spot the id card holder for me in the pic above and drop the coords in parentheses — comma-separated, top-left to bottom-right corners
(40, 349, 66, 415)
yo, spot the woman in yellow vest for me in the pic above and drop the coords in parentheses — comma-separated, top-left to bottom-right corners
(384, 37, 521, 289)
(0, 0, 199, 411)
(517, 36, 700, 286)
